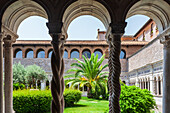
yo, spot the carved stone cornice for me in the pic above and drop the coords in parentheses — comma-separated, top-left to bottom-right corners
(159, 27, 170, 48)
(160, 35, 170, 48)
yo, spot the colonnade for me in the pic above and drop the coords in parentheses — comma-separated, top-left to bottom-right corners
(137, 76, 163, 96)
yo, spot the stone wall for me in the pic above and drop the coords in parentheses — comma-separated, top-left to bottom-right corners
(13, 58, 127, 78)
(128, 39, 163, 72)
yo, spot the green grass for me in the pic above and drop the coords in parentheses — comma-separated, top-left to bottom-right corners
(64, 97, 109, 113)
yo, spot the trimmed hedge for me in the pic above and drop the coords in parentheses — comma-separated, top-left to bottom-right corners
(13, 89, 82, 113)
(64, 89, 82, 107)
(13, 90, 52, 113)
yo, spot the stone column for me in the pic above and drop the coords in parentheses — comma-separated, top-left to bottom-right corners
(0, 33, 4, 113)
(47, 22, 66, 113)
(4, 36, 15, 113)
(161, 35, 170, 113)
(106, 23, 126, 113)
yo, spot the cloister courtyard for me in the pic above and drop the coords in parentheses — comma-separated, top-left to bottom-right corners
(0, 0, 169, 113)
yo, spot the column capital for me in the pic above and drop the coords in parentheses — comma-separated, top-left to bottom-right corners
(159, 27, 170, 48)
(109, 22, 127, 34)
(3, 35, 16, 47)
(46, 21, 63, 35)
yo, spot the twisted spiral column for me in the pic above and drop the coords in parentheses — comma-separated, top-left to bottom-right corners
(108, 34, 121, 113)
(51, 34, 65, 113)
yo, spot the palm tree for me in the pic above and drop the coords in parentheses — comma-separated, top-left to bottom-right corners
(65, 53, 108, 99)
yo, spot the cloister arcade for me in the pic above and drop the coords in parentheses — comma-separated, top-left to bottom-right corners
(13, 41, 127, 59)
(0, 0, 169, 113)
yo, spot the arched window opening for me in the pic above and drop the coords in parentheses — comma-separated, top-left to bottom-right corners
(26, 49, 34, 58)
(82, 49, 91, 58)
(67, 15, 106, 40)
(48, 50, 53, 58)
(71, 49, 79, 58)
(120, 50, 126, 59)
(64, 50, 68, 59)
(17, 16, 50, 40)
(94, 49, 103, 59)
(37, 49, 45, 58)
(15, 49, 22, 58)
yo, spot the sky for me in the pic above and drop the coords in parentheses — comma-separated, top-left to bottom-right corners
(17, 15, 150, 40)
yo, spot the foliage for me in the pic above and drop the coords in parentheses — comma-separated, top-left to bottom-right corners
(120, 85, 157, 113)
(13, 83, 25, 90)
(65, 53, 108, 99)
(26, 64, 47, 86)
(13, 62, 27, 84)
(13, 90, 52, 113)
(13, 89, 82, 112)
(64, 89, 82, 107)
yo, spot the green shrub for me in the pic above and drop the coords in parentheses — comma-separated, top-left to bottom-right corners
(13, 89, 82, 112)
(13, 83, 25, 90)
(120, 85, 157, 113)
(13, 90, 52, 113)
(64, 89, 82, 107)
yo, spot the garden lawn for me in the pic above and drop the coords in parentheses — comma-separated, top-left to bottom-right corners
(64, 97, 109, 113)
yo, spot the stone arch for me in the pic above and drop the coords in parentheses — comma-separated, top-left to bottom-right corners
(62, 0, 112, 32)
(36, 48, 45, 58)
(48, 49, 53, 58)
(14, 48, 22, 58)
(126, 0, 170, 32)
(70, 49, 80, 59)
(1, 0, 49, 34)
(120, 49, 126, 59)
(25, 48, 34, 58)
(63, 49, 68, 59)
(82, 48, 91, 58)
(94, 48, 103, 58)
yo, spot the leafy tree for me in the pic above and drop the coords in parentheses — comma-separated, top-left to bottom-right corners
(13, 62, 27, 84)
(120, 84, 157, 113)
(65, 53, 108, 99)
(26, 64, 47, 88)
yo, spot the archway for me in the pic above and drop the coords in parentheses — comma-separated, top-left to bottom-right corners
(25, 49, 34, 58)
(126, 1, 170, 113)
(14, 49, 22, 58)
(70, 49, 80, 58)
(37, 49, 45, 58)
(1, 1, 49, 113)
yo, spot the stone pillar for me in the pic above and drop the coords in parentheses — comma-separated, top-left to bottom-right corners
(161, 35, 170, 113)
(47, 22, 65, 113)
(4, 36, 15, 113)
(0, 33, 4, 113)
(106, 22, 127, 113)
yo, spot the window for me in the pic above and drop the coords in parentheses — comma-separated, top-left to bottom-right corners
(120, 50, 126, 59)
(15, 49, 22, 58)
(82, 49, 91, 58)
(37, 49, 45, 58)
(26, 49, 34, 58)
(48, 50, 53, 58)
(143, 31, 145, 41)
(150, 23, 153, 36)
(71, 49, 79, 58)
(64, 50, 68, 58)
(94, 49, 103, 58)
